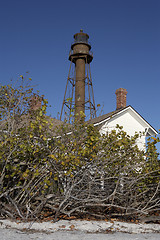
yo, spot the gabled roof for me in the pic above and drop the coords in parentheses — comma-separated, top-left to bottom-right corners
(88, 108, 123, 125)
(88, 105, 158, 136)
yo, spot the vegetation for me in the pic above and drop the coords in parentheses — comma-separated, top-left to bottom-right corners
(0, 76, 160, 221)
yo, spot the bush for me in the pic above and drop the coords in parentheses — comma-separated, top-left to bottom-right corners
(0, 77, 159, 220)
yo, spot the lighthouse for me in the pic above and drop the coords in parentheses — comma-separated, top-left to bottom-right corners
(60, 30, 96, 121)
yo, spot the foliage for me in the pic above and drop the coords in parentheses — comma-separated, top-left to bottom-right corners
(0, 77, 160, 221)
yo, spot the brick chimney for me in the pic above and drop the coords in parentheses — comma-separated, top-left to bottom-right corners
(29, 94, 42, 111)
(115, 88, 127, 110)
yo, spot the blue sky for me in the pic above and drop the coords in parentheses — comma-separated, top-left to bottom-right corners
(0, 0, 160, 149)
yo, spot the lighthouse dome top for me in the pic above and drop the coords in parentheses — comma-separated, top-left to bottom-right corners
(73, 29, 90, 45)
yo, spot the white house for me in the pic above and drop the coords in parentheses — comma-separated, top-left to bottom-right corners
(26, 89, 157, 151)
(89, 88, 157, 151)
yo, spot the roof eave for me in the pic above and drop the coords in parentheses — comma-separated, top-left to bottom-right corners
(91, 105, 158, 136)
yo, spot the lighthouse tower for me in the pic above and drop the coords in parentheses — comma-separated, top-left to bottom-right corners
(60, 30, 96, 122)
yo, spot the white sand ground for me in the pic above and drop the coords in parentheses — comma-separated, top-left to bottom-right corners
(0, 219, 160, 240)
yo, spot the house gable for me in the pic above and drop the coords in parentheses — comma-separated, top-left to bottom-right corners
(90, 106, 157, 151)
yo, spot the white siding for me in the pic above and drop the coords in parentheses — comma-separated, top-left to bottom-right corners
(99, 109, 147, 151)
